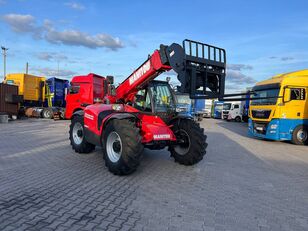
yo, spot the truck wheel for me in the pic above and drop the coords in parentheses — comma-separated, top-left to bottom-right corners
(235, 116, 241, 122)
(69, 116, 95, 153)
(169, 119, 207, 165)
(42, 108, 53, 119)
(103, 119, 143, 175)
(291, 125, 308, 145)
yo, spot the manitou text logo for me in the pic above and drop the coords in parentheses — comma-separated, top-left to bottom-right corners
(129, 60, 151, 85)
(153, 134, 171, 140)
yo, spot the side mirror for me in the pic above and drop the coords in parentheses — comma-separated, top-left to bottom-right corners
(283, 87, 291, 103)
(106, 75, 114, 84)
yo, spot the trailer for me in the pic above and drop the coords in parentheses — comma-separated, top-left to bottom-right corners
(0, 83, 22, 118)
(4, 73, 68, 119)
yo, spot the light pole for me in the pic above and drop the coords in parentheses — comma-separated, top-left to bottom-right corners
(1, 46, 9, 80)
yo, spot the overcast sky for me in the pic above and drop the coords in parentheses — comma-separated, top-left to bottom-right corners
(0, 0, 308, 92)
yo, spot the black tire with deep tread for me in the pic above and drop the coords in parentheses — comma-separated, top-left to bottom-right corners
(69, 116, 95, 153)
(169, 119, 207, 165)
(103, 119, 143, 175)
(291, 125, 308, 145)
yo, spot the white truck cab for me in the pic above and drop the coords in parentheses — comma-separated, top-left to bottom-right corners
(222, 102, 242, 122)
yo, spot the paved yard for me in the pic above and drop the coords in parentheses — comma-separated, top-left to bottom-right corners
(0, 118, 307, 231)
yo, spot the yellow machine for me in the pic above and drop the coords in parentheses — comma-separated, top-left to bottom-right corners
(4, 73, 46, 104)
(248, 69, 308, 145)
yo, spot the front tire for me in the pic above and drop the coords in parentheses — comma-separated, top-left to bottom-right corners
(103, 119, 143, 175)
(291, 125, 308, 145)
(235, 116, 241, 122)
(69, 116, 95, 153)
(169, 119, 207, 165)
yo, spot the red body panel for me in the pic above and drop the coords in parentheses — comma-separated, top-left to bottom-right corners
(69, 49, 177, 145)
(65, 73, 105, 119)
(84, 104, 176, 143)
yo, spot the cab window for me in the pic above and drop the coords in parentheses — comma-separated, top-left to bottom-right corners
(290, 88, 305, 100)
(69, 85, 80, 94)
(234, 104, 239, 109)
(134, 90, 152, 112)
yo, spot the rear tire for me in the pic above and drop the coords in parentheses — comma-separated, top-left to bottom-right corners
(69, 116, 95, 153)
(42, 108, 53, 119)
(103, 119, 143, 175)
(169, 119, 207, 165)
(291, 125, 308, 145)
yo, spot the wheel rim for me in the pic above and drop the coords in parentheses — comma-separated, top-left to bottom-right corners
(174, 129, 191, 155)
(72, 122, 84, 145)
(297, 128, 307, 142)
(45, 110, 51, 118)
(106, 131, 122, 163)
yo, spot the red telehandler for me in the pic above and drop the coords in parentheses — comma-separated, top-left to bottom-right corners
(69, 39, 226, 175)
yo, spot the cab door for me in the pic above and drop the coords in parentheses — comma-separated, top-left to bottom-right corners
(283, 87, 306, 119)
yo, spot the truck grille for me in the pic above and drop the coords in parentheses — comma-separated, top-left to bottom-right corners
(223, 111, 229, 114)
(251, 110, 271, 119)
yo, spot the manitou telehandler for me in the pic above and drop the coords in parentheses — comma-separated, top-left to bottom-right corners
(69, 39, 226, 175)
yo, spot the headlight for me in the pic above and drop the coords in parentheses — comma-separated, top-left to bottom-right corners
(112, 104, 123, 111)
(270, 124, 278, 129)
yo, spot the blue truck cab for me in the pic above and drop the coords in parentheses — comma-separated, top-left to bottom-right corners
(213, 101, 224, 119)
(44, 77, 69, 107)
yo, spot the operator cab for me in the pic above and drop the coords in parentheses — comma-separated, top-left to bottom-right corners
(133, 80, 177, 122)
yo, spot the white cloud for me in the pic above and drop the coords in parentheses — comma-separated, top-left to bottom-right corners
(2, 13, 124, 50)
(2, 14, 42, 38)
(226, 69, 256, 85)
(32, 67, 77, 77)
(65, 2, 85, 10)
(36, 52, 68, 61)
(227, 64, 253, 71)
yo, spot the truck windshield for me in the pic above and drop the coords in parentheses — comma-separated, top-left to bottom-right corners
(223, 103, 231, 110)
(176, 94, 191, 105)
(215, 105, 223, 111)
(251, 84, 280, 105)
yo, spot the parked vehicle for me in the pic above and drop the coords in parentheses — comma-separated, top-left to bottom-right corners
(65, 73, 108, 119)
(248, 69, 308, 145)
(193, 98, 206, 121)
(4, 73, 68, 119)
(213, 101, 224, 119)
(175, 93, 193, 117)
(242, 92, 250, 122)
(5, 73, 45, 107)
(222, 101, 242, 121)
(68, 39, 226, 175)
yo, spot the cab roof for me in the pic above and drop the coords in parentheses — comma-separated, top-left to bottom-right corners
(256, 69, 308, 86)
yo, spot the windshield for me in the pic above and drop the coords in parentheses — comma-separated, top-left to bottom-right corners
(151, 83, 175, 112)
(176, 94, 191, 105)
(223, 103, 231, 110)
(215, 105, 223, 111)
(251, 84, 280, 105)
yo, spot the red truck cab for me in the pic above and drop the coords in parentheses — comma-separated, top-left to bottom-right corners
(65, 73, 106, 119)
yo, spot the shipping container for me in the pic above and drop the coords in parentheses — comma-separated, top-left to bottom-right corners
(0, 83, 21, 116)
(4, 73, 46, 105)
